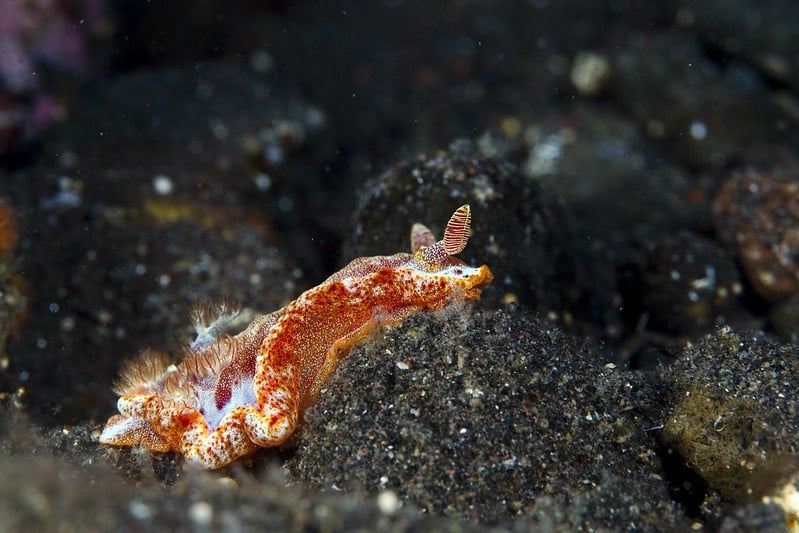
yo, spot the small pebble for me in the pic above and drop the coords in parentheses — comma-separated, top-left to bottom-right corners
(570, 51, 610, 96)
(188, 501, 213, 526)
(377, 490, 401, 515)
(152, 175, 174, 195)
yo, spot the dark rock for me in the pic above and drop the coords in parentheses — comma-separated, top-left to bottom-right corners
(653, 326, 799, 524)
(770, 295, 799, 341)
(515, 103, 699, 241)
(351, 138, 614, 334)
(641, 230, 744, 335)
(684, 0, 799, 93)
(289, 308, 684, 528)
(0, 412, 472, 532)
(608, 30, 796, 168)
(713, 171, 799, 301)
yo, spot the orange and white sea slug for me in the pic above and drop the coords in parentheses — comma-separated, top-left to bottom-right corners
(99, 205, 493, 468)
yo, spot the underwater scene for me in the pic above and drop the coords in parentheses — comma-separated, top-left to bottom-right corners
(1, 1, 798, 530)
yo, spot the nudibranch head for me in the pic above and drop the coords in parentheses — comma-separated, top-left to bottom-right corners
(399, 204, 493, 304)
(411, 204, 472, 271)
(329, 205, 493, 297)
(437, 262, 494, 300)
(409, 205, 492, 293)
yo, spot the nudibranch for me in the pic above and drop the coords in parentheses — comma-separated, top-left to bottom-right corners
(100, 205, 493, 468)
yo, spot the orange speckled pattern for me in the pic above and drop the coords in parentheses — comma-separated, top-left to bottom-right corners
(100, 205, 493, 468)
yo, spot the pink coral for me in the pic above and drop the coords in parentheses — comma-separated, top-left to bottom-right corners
(0, 0, 109, 155)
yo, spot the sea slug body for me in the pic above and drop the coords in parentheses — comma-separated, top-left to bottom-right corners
(100, 205, 493, 468)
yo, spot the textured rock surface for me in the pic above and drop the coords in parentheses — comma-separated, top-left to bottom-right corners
(653, 327, 799, 514)
(290, 309, 683, 528)
(714, 171, 799, 301)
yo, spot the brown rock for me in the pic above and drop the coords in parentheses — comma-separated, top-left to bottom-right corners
(713, 172, 799, 301)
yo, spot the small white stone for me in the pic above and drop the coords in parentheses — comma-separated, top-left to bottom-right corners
(377, 490, 401, 515)
(250, 49, 275, 73)
(689, 121, 707, 141)
(570, 51, 610, 96)
(128, 500, 153, 521)
(254, 173, 272, 191)
(152, 174, 174, 195)
(188, 501, 213, 526)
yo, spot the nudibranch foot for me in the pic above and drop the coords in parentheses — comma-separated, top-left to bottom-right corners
(178, 404, 296, 469)
(100, 205, 493, 468)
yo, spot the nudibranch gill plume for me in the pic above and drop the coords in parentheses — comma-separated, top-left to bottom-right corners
(99, 205, 493, 468)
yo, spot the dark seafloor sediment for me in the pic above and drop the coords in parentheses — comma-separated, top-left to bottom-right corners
(1, 1, 799, 531)
(290, 309, 685, 528)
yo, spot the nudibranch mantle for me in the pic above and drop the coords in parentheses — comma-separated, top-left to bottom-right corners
(100, 205, 493, 468)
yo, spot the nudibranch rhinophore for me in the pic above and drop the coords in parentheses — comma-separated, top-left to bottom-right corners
(100, 205, 493, 468)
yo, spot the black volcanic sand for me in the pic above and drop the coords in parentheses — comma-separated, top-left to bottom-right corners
(2, 0, 799, 530)
(290, 309, 683, 528)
